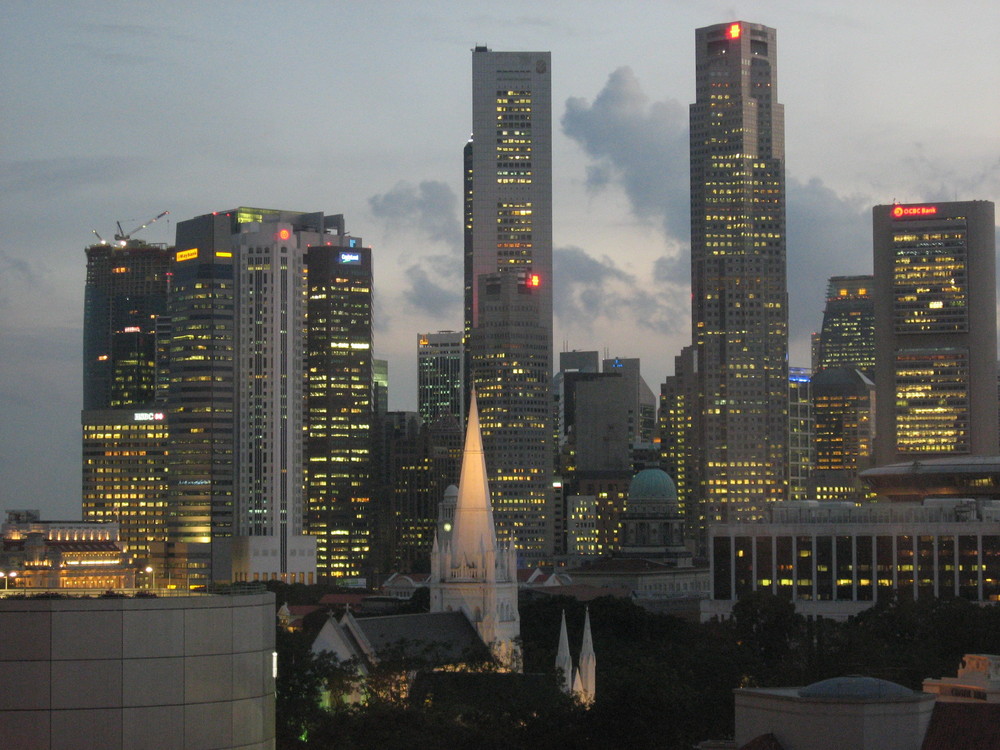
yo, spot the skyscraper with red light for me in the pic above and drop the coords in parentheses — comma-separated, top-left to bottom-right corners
(689, 21, 788, 535)
(467, 47, 554, 562)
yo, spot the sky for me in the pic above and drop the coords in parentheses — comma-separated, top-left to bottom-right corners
(2, 0, 999, 520)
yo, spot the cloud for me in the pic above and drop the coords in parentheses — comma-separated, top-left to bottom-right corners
(2, 157, 145, 195)
(400, 261, 462, 318)
(554, 245, 687, 336)
(562, 67, 690, 243)
(368, 180, 461, 249)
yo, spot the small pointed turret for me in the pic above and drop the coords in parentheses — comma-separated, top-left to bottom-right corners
(576, 607, 596, 705)
(556, 610, 573, 694)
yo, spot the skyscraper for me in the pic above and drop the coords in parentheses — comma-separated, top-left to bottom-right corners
(873, 200, 997, 465)
(467, 47, 554, 562)
(82, 238, 171, 560)
(305, 236, 374, 580)
(417, 331, 464, 426)
(816, 275, 875, 377)
(689, 21, 788, 525)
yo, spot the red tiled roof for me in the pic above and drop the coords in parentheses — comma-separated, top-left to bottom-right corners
(921, 702, 1000, 750)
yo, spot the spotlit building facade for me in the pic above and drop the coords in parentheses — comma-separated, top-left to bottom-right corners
(873, 201, 997, 465)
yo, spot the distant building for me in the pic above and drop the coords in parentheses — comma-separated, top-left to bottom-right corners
(81, 409, 169, 561)
(0, 510, 137, 589)
(659, 345, 699, 542)
(873, 200, 998, 465)
(418, 331, 464, 426)
(467, 47, 554, 564)
(809, 367, 876, 502)
(788, 368, 813, 502)
(816, 275, 875, 377)
(689, 21, 788, 527)
(305, 235, 374, 581)
(706, 493, 1000, 620)
(925, 653, 1000, 703)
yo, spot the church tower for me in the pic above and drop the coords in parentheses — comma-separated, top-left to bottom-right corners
(430, 392, 521, 668)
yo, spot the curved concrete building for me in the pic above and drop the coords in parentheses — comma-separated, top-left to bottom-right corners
(0, 592, 275, 750)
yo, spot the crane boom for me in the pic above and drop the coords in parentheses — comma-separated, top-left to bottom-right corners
(114, 210, 170, 243)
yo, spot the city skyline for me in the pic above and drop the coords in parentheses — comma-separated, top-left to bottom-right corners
(2, 2, 999, 520)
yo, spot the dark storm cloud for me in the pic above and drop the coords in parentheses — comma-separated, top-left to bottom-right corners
(562, 67, 690, 243)
(554, 246, 687, 335)
(0, 251, 40, 307)
(368, 180, 461, 249)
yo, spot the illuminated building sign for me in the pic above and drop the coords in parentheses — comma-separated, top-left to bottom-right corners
(726, 23, 741, 39)
(528, 274, 541, 287)
(891, 204, 938, 219)
(278, 229, 291, 241)
(215, 251, 232, 258)
(339, 251, 361, 264)
(134, 412, 165, 422)
(122, 326, 141, 333)
(176, 248, 199, 262)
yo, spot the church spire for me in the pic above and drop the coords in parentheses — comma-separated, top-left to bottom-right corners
(576, 607, 596, 705)
(556, 610, 573, 694)
(450, 390, 497, 567)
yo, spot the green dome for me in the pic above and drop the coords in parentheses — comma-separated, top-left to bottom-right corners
(628, 469, 677, 502)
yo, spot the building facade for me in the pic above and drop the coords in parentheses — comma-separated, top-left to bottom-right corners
(467, 47, 554, 563)
(873, 201, 997, 465)
(816, 275, 875, 377)
(305, 238, 374, 581)
(417, 331, 464, 426)
(689, 22, 788, 528)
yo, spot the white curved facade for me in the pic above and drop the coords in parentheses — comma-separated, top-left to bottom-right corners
(0, 592, 275, 750)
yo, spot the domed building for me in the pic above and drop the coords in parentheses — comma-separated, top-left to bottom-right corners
(568, 467, 708, 610)
(620, 468, 690, 566)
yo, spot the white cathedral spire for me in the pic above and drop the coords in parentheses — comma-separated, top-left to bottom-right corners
(556, 610, 573, 694)
(576, 607, 596, 705)
(450, 390, 496, 568)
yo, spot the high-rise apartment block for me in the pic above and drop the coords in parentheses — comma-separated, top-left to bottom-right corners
(417, 331, 464, 425)
(816, 276, 875, 377)
(788, 368, 813, 502)
(689, 22, 788, 524)
(467, 47, 554, 562)
(873, 201, 998, 465)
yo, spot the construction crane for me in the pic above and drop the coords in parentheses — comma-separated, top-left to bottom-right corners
(113, 210, 170, 244)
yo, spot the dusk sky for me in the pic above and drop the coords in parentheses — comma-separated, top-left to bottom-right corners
(2, 1, 998, 520)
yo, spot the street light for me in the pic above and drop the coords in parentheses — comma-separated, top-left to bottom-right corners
(145, 566, 155, 590)
(0, 572, 15, 590)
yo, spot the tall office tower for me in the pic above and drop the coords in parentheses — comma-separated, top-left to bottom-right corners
(787, 368, 813, 502)
(690, 22, 788, 525)
(82, 238, 171, 559)
(659, 345, 699, 535)
(467, 47, 554, 562)
(81, 409, 169, 559)
(809, 366, 875, 501)
(166, 214, 237, 585)
(373, 359, 389, 417)
(873, 201, 998, 465)
(471, 273, 552, 561)
(602, 358, 657, 445)
(816, 275, 875, 377)
(418, 331, 464, 425)
(83, 240, 171, 410)
(306, 237, 374, 580)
